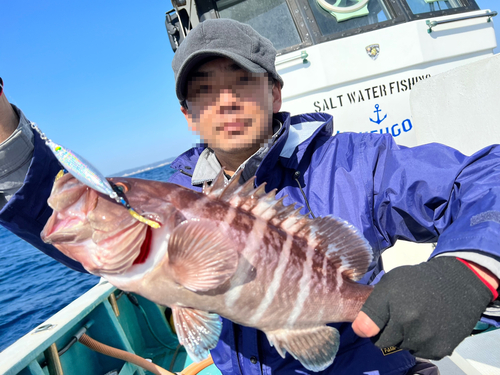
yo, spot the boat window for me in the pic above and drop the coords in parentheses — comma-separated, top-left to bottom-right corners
(405, 0, 465, 15)
(216, 0, 302, 50)
(307, 0, 393, 37)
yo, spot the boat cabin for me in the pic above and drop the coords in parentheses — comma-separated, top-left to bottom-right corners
(166, 0, 497, 147)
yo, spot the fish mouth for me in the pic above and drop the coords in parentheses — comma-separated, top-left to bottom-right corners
(42, 172, 167, 275)
(41, 188, 99, 244)
(43, 189, 162, 274)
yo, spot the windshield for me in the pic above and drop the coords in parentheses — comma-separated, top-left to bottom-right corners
(216, 0, 302, 50)
(406, 0, 465, 15)
(198, 0, 479, 53)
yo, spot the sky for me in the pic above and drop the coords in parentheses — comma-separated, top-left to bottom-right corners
(1, 0, 499, 175)
(1, 1, 195, 175)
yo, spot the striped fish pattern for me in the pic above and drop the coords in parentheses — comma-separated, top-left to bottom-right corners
(42, 170, 373, 372)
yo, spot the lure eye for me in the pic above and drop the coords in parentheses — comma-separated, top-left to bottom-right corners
(114, 182, 129, 194)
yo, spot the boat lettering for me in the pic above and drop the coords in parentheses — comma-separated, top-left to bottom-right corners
(368, 119, 413, 137)
(335, 104, 413, 138)
(313, 74, 431, 112)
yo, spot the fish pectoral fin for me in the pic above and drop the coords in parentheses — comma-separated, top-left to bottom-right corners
(167, 219, 238, 292)
(172, 305, 221, 362)
(266, 326, 340, 372)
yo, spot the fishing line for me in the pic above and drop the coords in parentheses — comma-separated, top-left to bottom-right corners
(30, 122, 160, 229)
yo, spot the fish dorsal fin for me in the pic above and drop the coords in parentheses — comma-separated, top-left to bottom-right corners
(172, 306, 221, 362)
(250, 189, 277, 216)
(203, 169, 249, 203)
(203, 168, 271, 211)
(309, 216, 372, 281)
(224, 176, 257, 208)
(280, 208, 309, 232)
(202, 181, 210, 195)
(205, 169, 302, 225)
(238, 182, 267, 211)
(266, 326, 340, 372)
(167, 219, 238, 292)
(267, 198, 297, 226)
(218, 169, 244, 202)
(203, 169, 227, 198)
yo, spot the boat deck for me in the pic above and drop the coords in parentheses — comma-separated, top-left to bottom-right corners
(0, 280, 219, 375)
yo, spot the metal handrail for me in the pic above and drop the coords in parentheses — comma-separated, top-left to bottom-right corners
(426, 11, 497, 33)
(276, 50, 309, 66)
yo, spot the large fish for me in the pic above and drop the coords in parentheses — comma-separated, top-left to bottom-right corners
(41, 170, 373, 371)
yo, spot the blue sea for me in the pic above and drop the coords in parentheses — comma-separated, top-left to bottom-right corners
(0, 164, 176, 352)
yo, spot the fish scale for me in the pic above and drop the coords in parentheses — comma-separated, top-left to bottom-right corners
(42, 168, 374, 372)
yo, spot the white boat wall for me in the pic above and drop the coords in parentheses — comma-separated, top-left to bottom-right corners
(277, 9, 497, 147)
(408, 48, 500, 375)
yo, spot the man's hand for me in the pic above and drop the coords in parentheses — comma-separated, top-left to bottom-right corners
(0, 78, 20, 142)
(352, 257, 497, 360)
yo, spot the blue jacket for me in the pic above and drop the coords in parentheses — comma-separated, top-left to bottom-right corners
(3, 111, 500, 374)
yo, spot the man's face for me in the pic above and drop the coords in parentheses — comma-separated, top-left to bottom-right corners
(181, 58, 282, 156)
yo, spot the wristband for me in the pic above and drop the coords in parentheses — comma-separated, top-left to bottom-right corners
(457, 258, 499, 300)
(0, 77, 3, 96)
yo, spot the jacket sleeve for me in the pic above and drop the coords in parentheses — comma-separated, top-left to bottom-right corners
(364, 133, 500, 278)
(0, 105, 34, 209)
(0, 127, 88, 273)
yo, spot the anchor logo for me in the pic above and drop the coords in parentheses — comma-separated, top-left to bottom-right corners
(370, 104, 387, 125)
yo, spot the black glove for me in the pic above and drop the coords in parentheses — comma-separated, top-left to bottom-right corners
(361, 257, 494, 360)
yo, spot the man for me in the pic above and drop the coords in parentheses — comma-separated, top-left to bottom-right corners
(1, 19, 499, 374)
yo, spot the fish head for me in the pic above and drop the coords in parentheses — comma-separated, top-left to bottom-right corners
(41, 173, 180, 279)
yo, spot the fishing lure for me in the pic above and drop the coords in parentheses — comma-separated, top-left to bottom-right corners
(31, 122, 160, 229)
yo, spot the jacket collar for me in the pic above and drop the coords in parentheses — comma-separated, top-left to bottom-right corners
(170, 145, 205, 178)
(255, 112, 333, 188)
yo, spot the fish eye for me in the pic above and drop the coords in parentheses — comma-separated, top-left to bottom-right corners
(114, 182, 129, 193)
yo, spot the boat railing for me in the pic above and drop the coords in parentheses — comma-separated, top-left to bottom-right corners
(426, 10, 497, 33)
